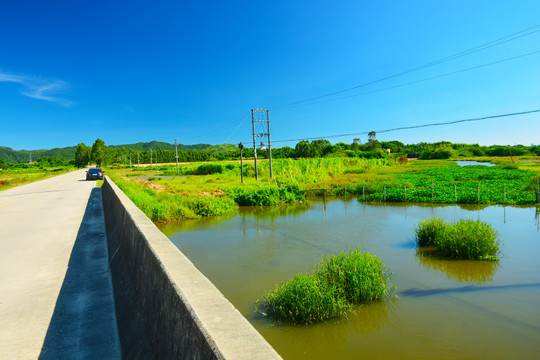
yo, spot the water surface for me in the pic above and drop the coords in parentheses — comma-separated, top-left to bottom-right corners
(160, 200, 540, 359)
(455, 160, 496, 166)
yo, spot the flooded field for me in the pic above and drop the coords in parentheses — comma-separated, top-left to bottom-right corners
(158, 200, 540, 359)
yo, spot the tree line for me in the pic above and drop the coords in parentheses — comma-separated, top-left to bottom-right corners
(2, 136, 539, 169)
(72, 136, 540, 168)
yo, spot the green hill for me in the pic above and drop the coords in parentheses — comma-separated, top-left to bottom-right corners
(0, 141, 213, 163)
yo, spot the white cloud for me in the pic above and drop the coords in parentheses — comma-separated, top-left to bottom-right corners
(0, 71, 72, 106)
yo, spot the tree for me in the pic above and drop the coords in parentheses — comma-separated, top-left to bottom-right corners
(295, 140, 313, 158)
(351, 138, 361, 151)
(368, 131, 378, 156)
(91, 138, 109, 167)
(74, 143, 91, 168)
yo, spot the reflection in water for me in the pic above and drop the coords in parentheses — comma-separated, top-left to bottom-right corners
(157, 213, 237, 236)
(416, 248, 500, 284)
(238, 201, 314, 219)
(260, 300, 397, 355)
(349, 300, 396, 336)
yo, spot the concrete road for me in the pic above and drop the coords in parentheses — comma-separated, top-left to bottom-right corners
(0, 170, 121, 359)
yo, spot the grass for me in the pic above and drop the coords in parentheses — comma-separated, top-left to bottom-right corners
(437, 219, 500, 261)
(107, 172, 237, 222)
(259, 249, 395, 324)
(414, 218, 501, 261)
(414, 217, 445, 247)
(105, 156, 540, 222)
(260, 274, 352, 325)
(0, 166, 73, 191)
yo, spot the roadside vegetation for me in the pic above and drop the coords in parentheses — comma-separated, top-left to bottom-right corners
(0, 159, 74, 191)
(258, 249, 395, 324)
(414, 218, 501, 261)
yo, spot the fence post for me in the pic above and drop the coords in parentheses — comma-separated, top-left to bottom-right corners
(535, 176, 540, 204)
(404, 184, 407, 201)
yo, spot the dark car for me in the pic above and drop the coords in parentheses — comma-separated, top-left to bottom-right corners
(86, 168, 104, 180)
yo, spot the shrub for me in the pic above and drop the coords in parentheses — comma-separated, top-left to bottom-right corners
(414, 217, 445, 247)
(261, 274, 351, 324)
(398, 156, 408, 164)
(260, 249, 394, 324)
(317, 250, 392, 303)
(193, 163, 223, 175)
(437, 219, 500, 260)
(226, 184, 305, 206)
(414, 218, 501, 261)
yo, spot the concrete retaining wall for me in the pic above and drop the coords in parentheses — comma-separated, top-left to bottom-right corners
(102, 177, 282, 359)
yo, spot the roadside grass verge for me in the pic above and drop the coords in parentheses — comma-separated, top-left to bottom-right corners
(107, 172, 237, 222)
(0, 167, 73, 191)
(259, 249, 395, 324)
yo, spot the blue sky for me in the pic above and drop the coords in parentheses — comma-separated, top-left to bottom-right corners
(1, 0, 539, 150)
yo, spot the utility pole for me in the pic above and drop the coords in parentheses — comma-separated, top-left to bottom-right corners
(29, 152, 32, 164)
(174, 139, 179, 176)
(251, 110, 258, 180)
(238, 142, 244, 184)
(137, 152, 140, 167)
(266, 109, 273, 178)
(150, 148, 153, 170)
(251, 108, 273, 179)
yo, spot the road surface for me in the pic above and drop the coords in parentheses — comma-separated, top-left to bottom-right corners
(0, 169, 120, 359)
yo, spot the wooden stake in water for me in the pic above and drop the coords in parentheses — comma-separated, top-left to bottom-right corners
(431, 181, 434, 202)
(363, 186, 365, 201)
(345, 185, 347, 200)
(384, 186, 386, 202)
(504, 183, 506, 202)
(478, 182, 480, 203)
(454, 184, 457, 203)
(536, 176, 540, 204)
(324, 183, 327, 202)
(404, 184, 407, 201)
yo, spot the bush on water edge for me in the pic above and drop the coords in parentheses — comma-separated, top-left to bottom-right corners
(414, 218, 501, 261)
(226, 183, 305, 206)
(259, 249, 395, 324)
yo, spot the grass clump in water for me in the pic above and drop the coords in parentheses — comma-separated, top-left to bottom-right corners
(262, 274, 351, 324)
(260, 249, 395, 324)
(414, 217, 445, 247)
(414, 218, 501, 261)
(437, 219, 500, 261)
(317, 250, 394, 303)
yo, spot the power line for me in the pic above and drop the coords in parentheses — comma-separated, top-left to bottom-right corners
(284, 49, 540, 108)
(271, 24, 540, 110)
(267, 108, 540, 144)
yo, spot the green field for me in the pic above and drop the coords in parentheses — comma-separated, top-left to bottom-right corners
(0, 166, 73, 191)
(105, 156, 540, 222)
